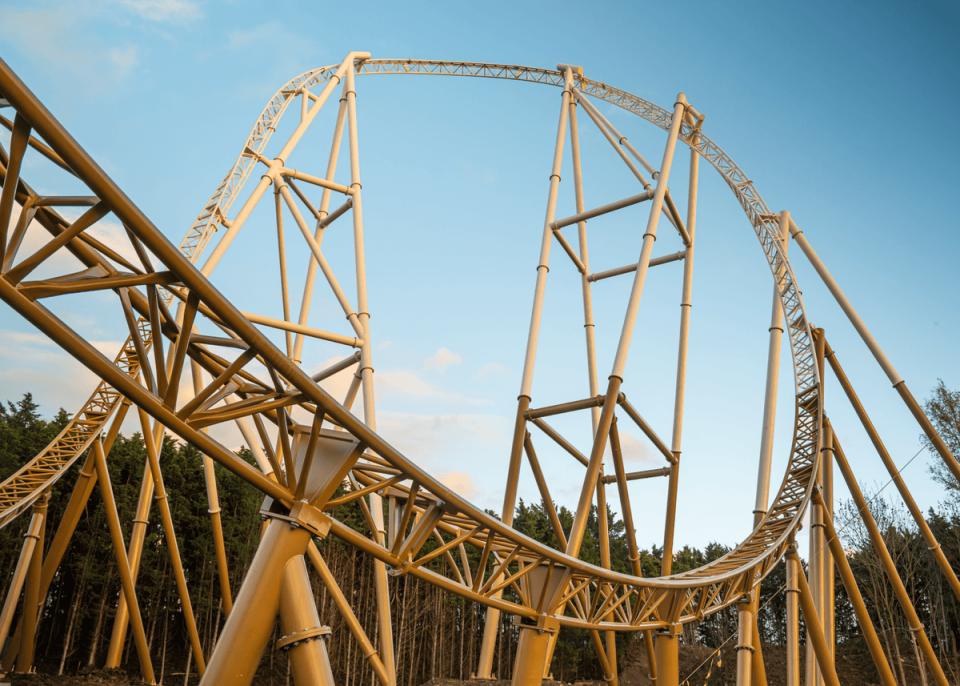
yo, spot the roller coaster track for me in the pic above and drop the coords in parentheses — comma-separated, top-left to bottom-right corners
(0, 56, 819, 637)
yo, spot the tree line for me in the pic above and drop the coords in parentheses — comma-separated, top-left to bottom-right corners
(0, 385, 958, 683)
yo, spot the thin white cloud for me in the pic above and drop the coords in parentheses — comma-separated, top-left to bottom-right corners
(0, 5, 142, 88)
(473, 362, 509, 381)
(422, 347, 462, 372)
(376, 410, 510, 460)
(375, 369, 489, 407)
(0, 331, 56, 347)
(619, 430, 656, 464)
(108, 46, 140, 80)
(227, 21, 314, 54)
(114, 0, 202, 22)
(435, 471, 480, 502)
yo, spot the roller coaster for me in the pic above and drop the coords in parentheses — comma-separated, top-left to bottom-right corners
(0, 51, 956, 686)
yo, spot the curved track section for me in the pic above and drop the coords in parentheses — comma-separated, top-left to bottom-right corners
(0, 59, 820, 632)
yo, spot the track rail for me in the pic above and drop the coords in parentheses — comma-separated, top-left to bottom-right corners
(0, 59, 820, 631)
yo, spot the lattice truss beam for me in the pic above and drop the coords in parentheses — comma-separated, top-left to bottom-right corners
(1, 51, 959, 686)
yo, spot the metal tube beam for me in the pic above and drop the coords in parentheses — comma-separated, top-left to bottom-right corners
(789, 216, 960, 486)
(16, 492, 46, 673)
(832, 436, 950, 686)
(274, 189, 293, 357)
(655, 626, 680, 686)
(292, 97, 348, 365)
(138, 407, 206, 674)
(736, 598, 754, 686)
(601, 466, 670, 483)
(342, 61, 396, 686)
(478, 66, 576, 680)
(550, 190, 653, 230)
(814, 490, 897, 686)
(306, 542, 390, 685)
(279, 556, 335, 686)
(786, 549, 841, 686)
(199, 53, 363, 278)
(93, 441, 155, 684)
(806, 333, 826, 686)
(663, 126, 699, 576)
(822, 340, 960, 601)
(0, 113, 31, 262)
(786, 555, 800, 686)
(587, 250, 685, 282)
(200, 521, 312, 686)
(0, 506, 44, 662)
(754, 211, 789, 523)
(105, 437, 155, 668)
(191, 360, 234, 616)
(240, 309, 362, 347)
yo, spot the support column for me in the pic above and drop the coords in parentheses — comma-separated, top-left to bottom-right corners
(93, 441, 155, 684)
(200, 521, 313, 686)
(16, 492, 47, 674)
(821, 426, 835, 664)
(191, 360, 233, 616)
(815, 491, 897, 686)
(788, 217, 960, 486)
(806, 331, 827, 686)
(787, 549, 841, 686)
(736, 597, 755, 686)
(576, 93, 687, 563)
(343, 58, 395, 686)
(279, 556, 335, 686)
(786, 554, 801, 686)
(568, 70, 617, 685)
(0, 504, 45, 660)
(655, 624, 681, 686)
(652, 94, 691, 575)
(746, 209, 787, 686)
(477, 65, 577, 680)
(105, 419, 159, 667)
(511, 619, 559, 686)
(832, 435, 951, 686)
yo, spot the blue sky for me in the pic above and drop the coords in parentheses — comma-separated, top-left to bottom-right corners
(0, 0, 958, 554)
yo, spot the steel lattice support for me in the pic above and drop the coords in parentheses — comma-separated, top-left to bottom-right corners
(0, 51, 956, 686)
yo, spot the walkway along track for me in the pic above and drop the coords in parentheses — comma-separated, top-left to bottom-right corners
(0, 58, 820, 633)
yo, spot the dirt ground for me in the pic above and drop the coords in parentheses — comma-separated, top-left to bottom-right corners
(3, 639, 955, 685)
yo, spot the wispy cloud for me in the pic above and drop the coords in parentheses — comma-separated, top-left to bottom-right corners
(423, 347, 462, 372)
(376, 369, 489, 407)
(435, 471, 480, 502)
(619, 430, 656, 464)
(114, 0, 202, 22)
(0, 5, 141, 90)
(108, 46, 140, 80)
(227, 21, 315, 54)
(474, 362, 509, 381)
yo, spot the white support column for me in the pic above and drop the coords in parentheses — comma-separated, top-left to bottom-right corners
(343, 58, 396, 686)
(476, 65, 577, 682)
(662, 120, 699, 576)
(753, 210, 790, 526)
(566, 93, 687, 561)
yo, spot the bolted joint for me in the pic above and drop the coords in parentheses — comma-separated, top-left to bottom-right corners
(276, 625, 331, 651)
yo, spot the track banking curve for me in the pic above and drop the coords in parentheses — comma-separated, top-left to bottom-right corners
(0, 59, 821, 632)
